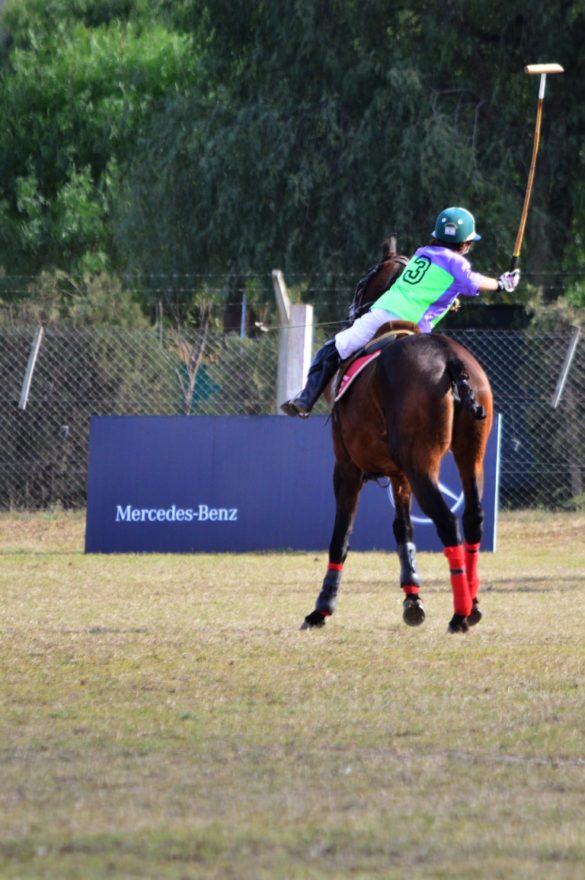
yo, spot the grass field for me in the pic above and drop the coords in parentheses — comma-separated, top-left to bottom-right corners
(1, 509, 585, 879)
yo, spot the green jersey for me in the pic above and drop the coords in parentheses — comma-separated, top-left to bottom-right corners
(373, 245, 483, 332)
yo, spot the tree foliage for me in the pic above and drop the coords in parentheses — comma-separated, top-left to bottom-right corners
(0, 0, 584, 321)
(0, 2, 198, 276)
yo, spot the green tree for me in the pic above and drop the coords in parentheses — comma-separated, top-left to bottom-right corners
(0, 6, 198, 277)
(1, 0, 584, 323)
(117, 0, 585, 317)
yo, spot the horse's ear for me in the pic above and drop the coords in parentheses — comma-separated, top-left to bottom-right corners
(382, 232, 398, 260)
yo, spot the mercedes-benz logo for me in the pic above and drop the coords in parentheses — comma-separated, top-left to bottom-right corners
(386, 481, 464, 525)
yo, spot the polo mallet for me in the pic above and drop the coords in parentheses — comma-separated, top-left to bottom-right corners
(510, 63, 564, 271)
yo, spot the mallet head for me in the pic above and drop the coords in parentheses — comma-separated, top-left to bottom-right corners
(525, 63, 564, 75)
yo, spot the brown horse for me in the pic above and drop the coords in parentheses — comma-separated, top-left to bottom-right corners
(302, 251, 494, 634)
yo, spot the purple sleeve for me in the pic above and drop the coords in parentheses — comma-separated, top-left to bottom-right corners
(449, 253, 483, 297)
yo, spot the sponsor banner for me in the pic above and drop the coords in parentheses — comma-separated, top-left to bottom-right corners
(85, 414, 500, 553)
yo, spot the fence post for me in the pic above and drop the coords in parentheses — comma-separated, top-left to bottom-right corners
(19, 325, 44, 410)
(551, 326, 581, 409)
(272, 270, 314, 414)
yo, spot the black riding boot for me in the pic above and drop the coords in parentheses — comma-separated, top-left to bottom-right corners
(280, 339, 340, 417)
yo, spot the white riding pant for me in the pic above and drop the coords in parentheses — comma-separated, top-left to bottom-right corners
(335, 308, 401, 360)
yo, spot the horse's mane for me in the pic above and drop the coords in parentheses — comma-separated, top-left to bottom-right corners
(348, 234, 410, 323)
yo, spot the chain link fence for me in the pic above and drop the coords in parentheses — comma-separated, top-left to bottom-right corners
(449, 328, 584, 510)
(0, 323, 583, 510)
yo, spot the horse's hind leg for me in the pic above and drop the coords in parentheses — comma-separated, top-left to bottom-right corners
(390, 474, 425, 626)
(301, 460, 363, 630)
(405, 470, 472, 633)
(452, 439, 488, 627)
(458, 477, 483, 626)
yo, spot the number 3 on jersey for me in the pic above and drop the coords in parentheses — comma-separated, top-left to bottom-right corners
(403, 256, 431, 285)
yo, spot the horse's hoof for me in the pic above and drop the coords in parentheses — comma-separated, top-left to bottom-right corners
(448, 613, 469, 634)
(300, 610, 328, 630)
(402, 595, 426, 627)
(468, 600, 482, 626)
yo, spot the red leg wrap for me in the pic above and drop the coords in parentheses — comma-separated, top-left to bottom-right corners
(464, 542, 480, 601)
(402, 584, 420, 596)
(327, 562, 344, 572)
(443, 544, 472, 617)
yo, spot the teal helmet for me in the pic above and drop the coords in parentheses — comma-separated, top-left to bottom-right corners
(432, 207, 482, 243)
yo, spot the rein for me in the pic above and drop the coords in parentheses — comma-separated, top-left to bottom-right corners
(348, 254, 409, 323)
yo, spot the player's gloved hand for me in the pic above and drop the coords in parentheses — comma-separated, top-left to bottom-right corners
(497, 269, 521, 292)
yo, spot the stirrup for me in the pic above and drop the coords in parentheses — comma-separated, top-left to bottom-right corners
(280, 399, 311, 418)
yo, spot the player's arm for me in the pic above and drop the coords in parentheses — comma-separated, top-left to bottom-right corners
(477, 270, 521, 293)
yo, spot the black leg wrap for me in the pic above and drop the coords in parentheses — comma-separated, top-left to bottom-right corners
(397, 541, 421, 588)
(315, 568, 342, 615)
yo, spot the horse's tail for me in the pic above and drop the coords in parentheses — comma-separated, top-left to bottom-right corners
(447, 356, 487, 421)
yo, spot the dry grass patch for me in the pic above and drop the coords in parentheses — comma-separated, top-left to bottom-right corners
(1, 509, 585, 878)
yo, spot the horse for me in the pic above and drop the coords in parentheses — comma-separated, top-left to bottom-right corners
(301, 243, 494, 634)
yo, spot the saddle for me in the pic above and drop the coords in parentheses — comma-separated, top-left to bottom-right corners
(334, 321, 420, 402)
